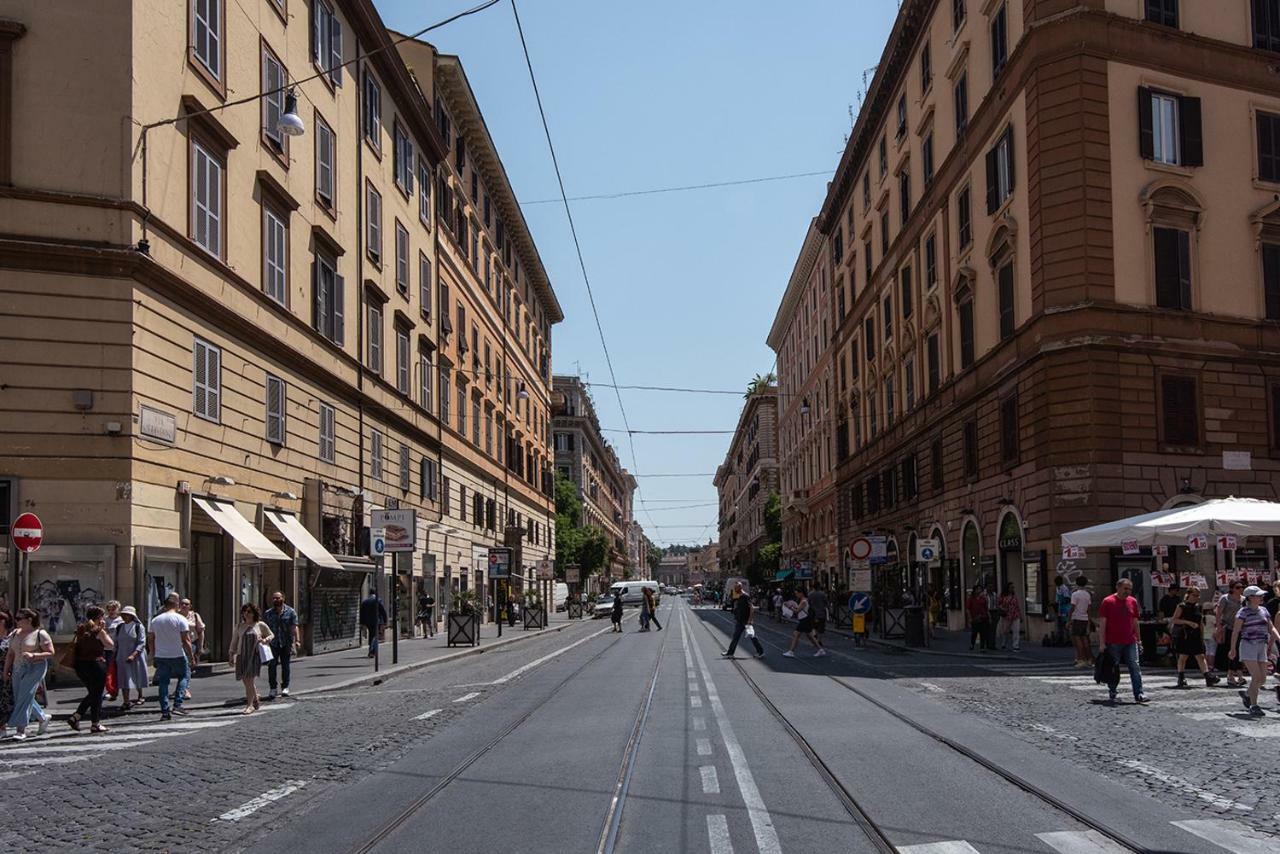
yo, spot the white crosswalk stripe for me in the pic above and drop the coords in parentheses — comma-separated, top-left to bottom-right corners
(1036, 830, 1129, 854)
(1173, 819, 1280, 854)
(896, 842, 981, 854)
(897, 821, 1280, 854)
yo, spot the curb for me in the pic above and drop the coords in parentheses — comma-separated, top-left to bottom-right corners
(46, 618, 590, 720)
(824, 626, 1029, 662)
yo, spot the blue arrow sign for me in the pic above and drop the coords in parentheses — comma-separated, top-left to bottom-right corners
(849, 592, 872, 614)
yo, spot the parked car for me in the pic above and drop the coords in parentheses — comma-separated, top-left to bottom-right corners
(592, 594, 617, 619)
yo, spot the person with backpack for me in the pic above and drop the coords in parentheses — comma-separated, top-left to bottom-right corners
(782, 590, 826, 658)
(3, 608, 54, 740)
(1228, 585, 1280, 717)
(66, 605, 114, 733)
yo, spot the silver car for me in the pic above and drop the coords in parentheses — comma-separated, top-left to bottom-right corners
(592, 594, 617, 619)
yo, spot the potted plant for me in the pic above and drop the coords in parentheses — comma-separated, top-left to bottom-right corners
(522, 589, 547, 630)
(447, 589, 480, 647)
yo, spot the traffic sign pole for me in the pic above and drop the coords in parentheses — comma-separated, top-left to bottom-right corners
(11, 513, 43, 611)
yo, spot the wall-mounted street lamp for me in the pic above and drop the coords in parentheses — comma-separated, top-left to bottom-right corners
(800, 397, 811, 415)
(517, 380, 530, 401)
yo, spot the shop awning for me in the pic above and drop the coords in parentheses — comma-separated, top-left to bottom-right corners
(264, 509, 343, 569)
(774, 569, 794, 581)
(1062, 497, 1280, 548)
(193, 497, 289, 561)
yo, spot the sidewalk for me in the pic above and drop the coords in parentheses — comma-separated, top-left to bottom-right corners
(41, 611, 596, 720)
(825, 622, 1073, 664)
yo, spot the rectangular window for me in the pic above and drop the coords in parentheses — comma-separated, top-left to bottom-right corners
(904, 355, 916, 411)
(953, 0, 966, 30)
(991, 3, 1008, 76)
(883, 294, 894, 342)
(963, 419, 978, 478)
(399, 444, 410, 492)
(457, 383, 467, 437)
(899, 169, 911, 227)
(485, 408, 493, 455)
(192, 336, 221, 422)
(370, 429, 383, 481)
(884, 374, 896, 427)
(920, 41, 932, 92)
(440, 368, 451, 424)
(418, 253, 432, 321)
(472, 397, 481, 446)
(312, 253, 344, 345)
(959, 300, 975, 368)
(1000, 394, 1019, 466)
(922, 133, 935, 186)
(881, 211, 890, 256)
(864, 240, 873, 286)
(927, 333, 941, 394)
(897, 94, 908, 140)
(833, 225, 844, 266)
(1154, 226, 1192, 310)
(418, 158, 432, 227)
(901, 266, 913, 320)
(311, 0, 343, 85)
(1254, 0, 1280, 51)
(395, 221, 409, 295)
(441, 476, 450, 515)
(395, 326, 410, 395)
(903, 454, 918, 500)
(366, 302, 383, 375)
(420, 457, 438, 501)
(1145, 0, 1178, 28)
(957, 186, 972, 249)
(393, 124, 414, 194)
(863, 172, 871, 210)
(986, 126, 1015, 214)
(954, 72, 969, 134)
(262, 205, 287, 306)
(262, 46, 286, 153)
(362, 70, 381, 151)
(879, 136, 888, 177)
(319, 402, 335, 463)
(316, 115, 336, 209)
(867, 476, 881, 515)
(366, 182, 382, 265)
(1138, 88, 1202, 167)
(925, 234, 938, 290)
(869, 394, 879, 436)
(1161, 375, 1199, 446)
(931, 437, 944, 490)
(1264, 243, 1280, 320)
(265, 374, 286, 445)
(192, 0, 223, 81)
(191, 140, 223, 257)
(864, 316, 876, 362)
(419, 348, 433, 410)
(1257, 111, 1280, 182)
(998, 259, 1015, 340)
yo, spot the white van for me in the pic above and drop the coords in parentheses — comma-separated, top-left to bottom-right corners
(610, 580, 660, 607)
(553, 582, 569, 611)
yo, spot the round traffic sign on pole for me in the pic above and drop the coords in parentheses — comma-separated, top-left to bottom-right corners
(849, 537, 872, 561)
(11, 512, 42, 553)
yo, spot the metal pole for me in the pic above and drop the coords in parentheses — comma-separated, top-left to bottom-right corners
(391, 552, 399, 665)
(374, 555, 383, 673)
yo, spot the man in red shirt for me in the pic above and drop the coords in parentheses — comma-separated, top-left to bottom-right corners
(1098, 578, 1147, 704)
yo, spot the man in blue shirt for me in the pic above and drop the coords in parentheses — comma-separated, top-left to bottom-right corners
(263, 591, 300, 699)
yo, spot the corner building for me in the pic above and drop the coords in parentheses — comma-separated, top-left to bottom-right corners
(715, 388, 779, 579)
(826, 0, 1280, 641)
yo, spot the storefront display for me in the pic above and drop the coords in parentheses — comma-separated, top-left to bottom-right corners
(309, 564, 370, 653)
(26, 545, 114, 639)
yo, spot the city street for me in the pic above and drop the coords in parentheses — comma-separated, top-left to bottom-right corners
(4, 599, 1277, 853)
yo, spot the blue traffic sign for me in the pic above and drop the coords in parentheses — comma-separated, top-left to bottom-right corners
(849, 592, 872, 614)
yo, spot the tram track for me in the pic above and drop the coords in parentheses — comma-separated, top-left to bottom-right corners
(692, 605, 1151, 854)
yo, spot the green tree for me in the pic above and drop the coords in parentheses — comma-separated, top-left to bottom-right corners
(647, 545, 663, 576)
(744, 371, 777, 398)
(579, 527, 609, 575)
(763, 490, 782, 542)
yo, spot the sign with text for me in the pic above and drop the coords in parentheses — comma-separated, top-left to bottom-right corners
(850, 569, 872, 591)
(1216, 534, 1238, 552)
(1223, 450, 1252, 471)
(915, 538, 940, 563)
(537, 558, 554, 580)
(11, 512, 42, 553)
(369, 527, 385, 557)
(1154, 545, 1169, 557)
(138, 405, 176, 444)
(371, 509, 416, 552)
(487, 547, 512, 578)
(1186, 533, 1210, 552)
(1121, 540, 1140, 555)
(868, 536, 888, 565)
(1062, 545, 1085, 560)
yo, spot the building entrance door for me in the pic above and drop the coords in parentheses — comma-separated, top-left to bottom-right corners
(192, 532, 227, 662)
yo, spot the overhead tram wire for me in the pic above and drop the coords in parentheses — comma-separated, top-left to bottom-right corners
(520, 169, 831, 205)
(509, 0, 660, 534)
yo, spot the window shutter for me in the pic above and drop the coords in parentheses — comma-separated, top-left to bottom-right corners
(334, 274, 345, 344)
(193, 340, 207, 416)
(206, 344, 220, 420)
(330, 17, 343, 85)
(406, 142, 415, 194)
(1176, 229, 1192, 309)
(985, 145, 999, 214)
(311, 1, 321, 64)
(1178, 96, 1203, 166)
(1138, 86, 1155, 160)
(311, 262, 323, 333)
(1003, 126, 1015, 192)
(266, 376, 284, 444)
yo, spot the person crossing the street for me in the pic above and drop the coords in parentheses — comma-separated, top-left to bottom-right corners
(610, 589, 624, 632)
(147, 593, 194, 721)
(1171, 587, 1218, 689)
(1214, 582, 1246, 687)
(808, 585, 829, 644)
(782, 590, 826, 658)
(66, 605, 113, 734)
(1228, 585, 1279, 717)
(1069, 577, 1093, 667)
(642, 587, 663, 632)
(263, 591, 300, 700)
(1098, 578, 1147, 704)
(722, 581, 764, 659)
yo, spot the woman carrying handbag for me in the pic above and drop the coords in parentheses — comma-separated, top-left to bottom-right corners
(228, 604, 274, 714)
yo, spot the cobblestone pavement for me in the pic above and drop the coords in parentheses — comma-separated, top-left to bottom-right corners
(0, 624, 609, 853)
(885, 652, 1280, 833)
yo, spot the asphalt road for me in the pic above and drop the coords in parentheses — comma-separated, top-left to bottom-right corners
(4, 598, 1278, 853)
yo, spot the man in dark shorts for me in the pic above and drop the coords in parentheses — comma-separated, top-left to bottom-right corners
(782, 590, 826, 658)
(807, 585, 829, 642)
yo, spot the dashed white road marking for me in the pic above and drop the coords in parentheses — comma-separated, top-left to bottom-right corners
(2, 752, 105, 767)
(692, 716, 706, 732)
(452, 692, 480, 703)
(696, 737, 712, 756)
(215, 780, 307, 822)
(700, 765, 721, 794)
(896, 842, 981, 854)
(690, 695, 703, 708)
(1173, 819, 1280, 853)
(0, 739, 162, 755)
(1036, 829, 1130, 853)
(487, 622, 620, 685)
(1118, 759, 1251, 812)
(413, 709, 442, 721)
(706, 813, 734, 854)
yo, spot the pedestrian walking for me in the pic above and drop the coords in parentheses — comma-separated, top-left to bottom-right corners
(263, 591, 299, 700)
(966, 585, 990, 652)
(177, 598, 205, 671)
(103, 600, 122, 701)
(359, 590, 387, 658)
(228, 603, 274, 714)
(610, 591, 624, 632)
(113, 605, 148, 709)
(1098, 578, 1147, 704)
(782, 591, 826, 658)
(148, 593, 193, 721)
(508, 598, 518, 627)
(1054, 576, 1072, 645)
(997, 583, 1022, 652)
(1228, 585, 1279, 717)
(809, 586, 829, 643)
(722, 581, 764, 659)
(66, 605, 114, 733)
(642, 587, 663, 632)
(1214, 582, 1246, 686)
(3, 609, 54, 740)
(417, 590, 436, 638)
(0, 611, 14, 734)
(772, 590, 783, 622)
(1171, 587, 1218, 688)
(1070, 577, 1093, 667)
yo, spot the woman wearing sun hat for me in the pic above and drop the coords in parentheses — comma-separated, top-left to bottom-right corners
(113, 605, 149, 710)
(1228, 586, 1280, 717)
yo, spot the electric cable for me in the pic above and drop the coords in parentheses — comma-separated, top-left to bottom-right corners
(521, 169, 830, 205)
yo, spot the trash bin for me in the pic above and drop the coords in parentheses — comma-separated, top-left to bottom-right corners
(904, 606, 927, 647)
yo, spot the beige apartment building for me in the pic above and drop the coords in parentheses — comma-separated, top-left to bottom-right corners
(714, 388, 779, 579)
(768, 220, 839, 589)
(820, 0, 1280, 640)
(0, 0, 556, 656)
(552, 375, 636, 585)
(686, 540, 719, 587)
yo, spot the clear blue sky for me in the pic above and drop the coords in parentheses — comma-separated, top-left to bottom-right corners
(377, 0, 899, 546)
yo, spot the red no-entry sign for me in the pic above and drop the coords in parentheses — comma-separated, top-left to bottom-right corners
(11, 512, 43, 553)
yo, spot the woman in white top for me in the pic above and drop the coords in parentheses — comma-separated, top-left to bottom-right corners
(3, 608, 55, 740)
(1069, 578, 1093, 667)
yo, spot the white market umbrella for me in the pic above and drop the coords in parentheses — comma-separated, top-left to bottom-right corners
(1060, 497, 1280, 548)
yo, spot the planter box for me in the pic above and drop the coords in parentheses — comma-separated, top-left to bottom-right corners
(522, 604, 547, 630)
(447, 612, 480, 647)
(566, 600, 583, 619)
